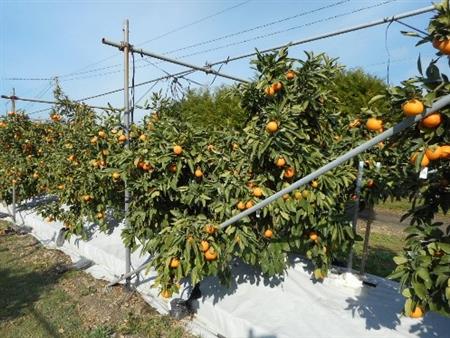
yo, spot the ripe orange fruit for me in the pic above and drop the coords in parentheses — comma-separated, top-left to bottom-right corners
(253, 187, 263, 197)
(96, 212, 105, 220)
(425, 146, 442, 161)
(237, 201, 246, 210)
(421, 113, 442, 129)
(245, 200, 254, 209)
(366, 118, 383, 132)
(433, 38, 450, 54)
(286, 70, 296, 80)
(282, 194, 290, 201)
(410, 152, 430, 167)
(139, 134, 147, 142)
(142, 162, 152, 171)
(194, 168, 203, 177)
(309, 232, 318, 242)
(367, 179, 375, 188)
(266, 121, 278, 133)
(402, 99, 424, 116)
(168, 163, 177, 173)
(265, 86, 276, 96)
(275, 157, 286, 168)
(173, 145, 183, 155)
(161, 289, 172, 299)
(264, 229, 273, 239)
(272, 82, 283, 92)
(311, 180, 319, 188)
(118, 134, 127, 143)
(200, 240, 210, 252)
(205, 224, 217, 234)
(169, 257, 180, 268)
(284, 166, 295, 179)
(440, 145, 450, 159)
(98, 130, 107, 138)
(50, 113, 61, 122)
(112, 172, 121, 180)
(82, 195, 93, 202)
(204, 247, 218, 261)
(410, 306, 424, 318)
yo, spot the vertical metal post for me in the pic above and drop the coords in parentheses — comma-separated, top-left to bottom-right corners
(360, 204, 374, 275)
(11, 88, 17, 224)
(123, 20, 132, 288)
(347, 160, 364, 272)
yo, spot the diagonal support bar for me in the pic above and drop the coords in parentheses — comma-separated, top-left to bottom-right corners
(101, 38, 250, 84)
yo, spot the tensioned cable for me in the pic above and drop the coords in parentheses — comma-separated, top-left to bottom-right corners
(55, 0, 348, 82)
(174, 0, 399, 61)
(385, 19, 395, 85)
(137, 0, 253, 47)
(4, 1, 345, 83)
(6, 1, 253, 83)
(162, 0, 350, 56)
(78, 1, 430, 103)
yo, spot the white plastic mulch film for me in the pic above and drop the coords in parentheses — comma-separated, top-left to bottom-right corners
(1, 202, 449, 338)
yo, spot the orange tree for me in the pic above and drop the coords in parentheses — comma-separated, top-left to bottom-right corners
(357, 1, 450, 317)
(109, 49, 360, 297)
(30, 90, 125, 238)
(0, 111, 46, 205)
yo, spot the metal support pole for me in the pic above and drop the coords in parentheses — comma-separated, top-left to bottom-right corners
(12, 181, 16, 224)
(347, 160, 364, 272)
(11, 88, 17, 225)
(360, 204, 374, 276)
(123, 20, 132, 288)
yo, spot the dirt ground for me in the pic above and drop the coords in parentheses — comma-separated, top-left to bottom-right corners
(0, 222, 195, 338)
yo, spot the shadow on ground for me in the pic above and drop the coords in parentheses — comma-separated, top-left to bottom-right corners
(345, 280, 450, 338)
(0, 265, 64, 324)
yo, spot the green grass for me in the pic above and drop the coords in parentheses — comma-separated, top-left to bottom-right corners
(0, 221, 194, 338)
(352, 229, 405, 277)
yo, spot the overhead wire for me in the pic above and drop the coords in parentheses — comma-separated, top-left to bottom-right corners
(55, 0, 352, 82)
(6, 1, 253, 83)
(77, 0, 402, 102)
(175, 0, 399, 61)
(384, 19, 395, 85)
(163, 0, 350, 56)
(137, 0, 253, 47)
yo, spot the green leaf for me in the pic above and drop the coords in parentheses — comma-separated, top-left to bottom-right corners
(412, 281, 427, 300)
(393, 256, 408, 265)
(402, 288, 412, 298)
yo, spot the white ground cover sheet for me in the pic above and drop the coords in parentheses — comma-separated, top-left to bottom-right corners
(2, 202, 449, 338)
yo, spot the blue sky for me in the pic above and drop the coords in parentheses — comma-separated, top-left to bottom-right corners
(0, 0, 441, 120)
